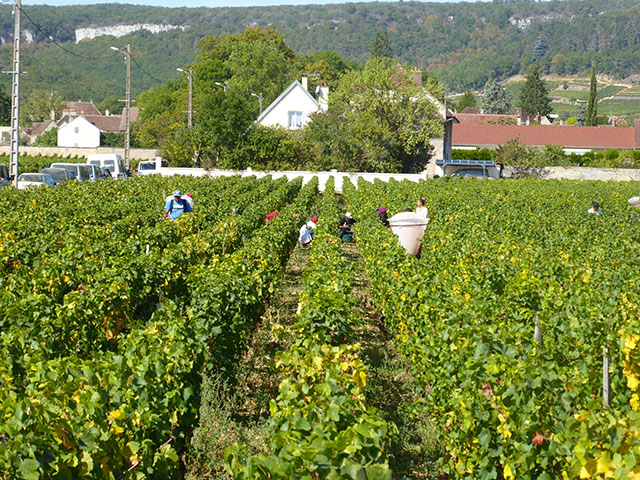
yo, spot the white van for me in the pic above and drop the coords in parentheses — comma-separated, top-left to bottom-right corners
(50, 163, 93, 181)
(87, 154, 127, 179)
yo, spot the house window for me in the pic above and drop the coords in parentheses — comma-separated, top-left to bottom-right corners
(74, 127, 79, 134)
(288, 111, 303, 128)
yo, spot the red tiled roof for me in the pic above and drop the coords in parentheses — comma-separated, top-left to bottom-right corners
(71, 108, 140, 132)
(85, 115, 122, 132)
(63, 101, 101, 117)
(456, 113, 521, 125)
(452, 124, 636, 150)
(30, 119, 55, 136)
(118, 107, 139, 130)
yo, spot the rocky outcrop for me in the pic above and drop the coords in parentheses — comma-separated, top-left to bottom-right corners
(75, 24, 185, 43)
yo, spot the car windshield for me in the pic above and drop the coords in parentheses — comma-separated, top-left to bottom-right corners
(41, 169, 65, 182)
(19, 174, 44, 182)
(140, 163, 155, 170)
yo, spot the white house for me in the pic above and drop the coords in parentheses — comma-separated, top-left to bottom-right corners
(57, 116, 101, 148)
(255, 78, 328, 130)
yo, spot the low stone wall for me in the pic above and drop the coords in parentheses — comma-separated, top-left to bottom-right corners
(159, 167, 428, 193)
(503, 166, 640, 182)
(0, 146, 159, 160)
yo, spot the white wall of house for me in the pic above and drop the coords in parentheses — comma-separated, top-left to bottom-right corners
(257, 84, 321, 130)
(57, 116, 100, 148)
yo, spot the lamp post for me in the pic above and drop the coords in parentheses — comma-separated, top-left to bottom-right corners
(251, 92, 263, 115)
(110, 44, 131, 171)
(176, 67, 193, 127)
(214, 81, 228, 94)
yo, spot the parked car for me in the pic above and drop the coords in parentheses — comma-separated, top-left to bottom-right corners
(87, 154, 127, 179)
(40, 167, 74, 185)
(50, 162, 92, 181)
(17, 173, 55, 189)
(0, 163, 12, 189)
(86, 163, 111, 181)
(137, 160, 159, 176)
(451, 169, 493, 179)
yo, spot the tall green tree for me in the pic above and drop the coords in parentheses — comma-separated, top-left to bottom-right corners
(585, 63, 598, 126)
(456, 90, 477, 112)
(482, 80, 512, 114)
(98, 96, 124, 116)
(518, 64, 552, 118)
(22, 90, 64, 125)
(370, 32, 392, 59)
(531, 36, 548, 65)
(135, 27, 298, 165)
(306, 58, 442, 173)
(0, 88, 11, 126)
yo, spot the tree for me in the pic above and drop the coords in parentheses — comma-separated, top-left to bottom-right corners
(101, 131, 125, 148)
(370, 32, 392, 59)
(585, 63, 598, 126)
(576, 103, 586, 126)
(98, 96, 124, 116)
(0, 88, 10, 126)
(306, 58, 442, 173)
(531, 36, 548, 64)
(22, 90, 64, 125)
(482, 80, 512, 114)
(456, 90, 477, 112)
(518, 65, 552, 118)
(33, 128, 57, 146)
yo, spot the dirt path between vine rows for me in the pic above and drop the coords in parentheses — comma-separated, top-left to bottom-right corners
(186, 245, 312, 480)
(186, 216, 442, 479)
(340, 240, 442, 480)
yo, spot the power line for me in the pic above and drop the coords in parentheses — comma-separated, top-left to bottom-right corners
(18, 4, 119, 61)
(129, 51, 165, 84)
(14, 2, 166, 88)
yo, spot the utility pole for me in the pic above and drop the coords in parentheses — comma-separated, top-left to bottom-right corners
(9, 0, 21, 187)
(124, 43, 131, 172)
(177, 67, 193, 127)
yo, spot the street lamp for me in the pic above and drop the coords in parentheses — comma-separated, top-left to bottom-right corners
(177, 67, 193, 127)
(251, 92, 263, 115)
(111, 45, 131, 171)
(214, 81, 228, 94)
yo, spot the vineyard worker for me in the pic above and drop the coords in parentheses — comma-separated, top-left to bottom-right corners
(338, 212, 356, 239)
(163, 190, 193, 220)
(299, 217, 318, 246)
(376, 207, 389, 227)
(264, 211, 281, 224)
(588, 201, 603, 215)
(416, 198, 429, 218)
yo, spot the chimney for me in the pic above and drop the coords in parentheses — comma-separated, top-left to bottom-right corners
(301, 76, 308, 91)
(318, 83, 329, 112)
(105, 109, 110, 117)
(50, 108, 55, 120)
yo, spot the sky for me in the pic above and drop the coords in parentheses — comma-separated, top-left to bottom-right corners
(21, 0, 480, 7)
